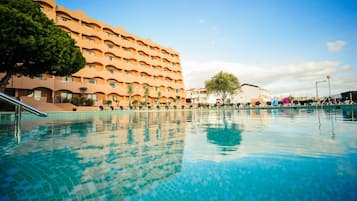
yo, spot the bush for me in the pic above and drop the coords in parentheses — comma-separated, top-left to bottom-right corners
(104, 100, 112, 105)
(84, 99, 94, 106)
(132, 99, 138, 106)
(70, 97, 94, 106)
(70, 97, 81, 106)
(62, 98, 70, 103)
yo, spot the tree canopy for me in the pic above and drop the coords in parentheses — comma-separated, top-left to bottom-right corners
(0, 0, 86, 91)
(205, 71, 241, 104)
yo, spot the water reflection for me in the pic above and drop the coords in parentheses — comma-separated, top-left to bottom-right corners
(185, 108, 357, 162)
(342, 108, 357, 121)
(206, 124, 242, 153)
(0, 111, 188, 200)
(205, 111, 243, 154)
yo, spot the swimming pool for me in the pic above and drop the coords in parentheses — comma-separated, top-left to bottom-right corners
(0, 108, 357, 200)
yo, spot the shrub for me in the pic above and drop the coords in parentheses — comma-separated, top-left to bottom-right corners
(84, 98, 94, 106)
(62, 98, 70, 103)
(70, 97, 81, 106)
(104, 100, 112, 105)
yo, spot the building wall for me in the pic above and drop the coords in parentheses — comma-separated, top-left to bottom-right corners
(4, 0, 185, 107)
(233, 85, 261, 103)
(185, 88, 224, 105)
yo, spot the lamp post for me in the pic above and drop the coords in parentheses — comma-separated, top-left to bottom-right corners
(326, 75, 331, 97)
(52, 71, 57, 103)
(52, 75, 55, 103)
(315, 80, 326, 104)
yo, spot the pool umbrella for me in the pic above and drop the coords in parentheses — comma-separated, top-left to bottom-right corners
(282, 97, 291, 105)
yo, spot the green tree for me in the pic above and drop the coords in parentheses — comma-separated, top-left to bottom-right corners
(205, 71, 241, 104)
(127, 84, 134, 107)
(0, 0, 86, 92)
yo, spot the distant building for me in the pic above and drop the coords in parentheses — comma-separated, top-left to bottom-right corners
(186, 83, 270, 105)
(232, 84, 270, 104)
(341, 91, 357, 103)
(185, 88, 217, 104)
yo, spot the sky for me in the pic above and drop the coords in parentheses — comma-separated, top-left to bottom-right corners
(57, 0, 357, 97)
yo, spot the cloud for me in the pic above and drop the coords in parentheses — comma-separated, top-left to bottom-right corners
(198, 19, 205, 24)
(326, 40, 346, 53)
(341, 64, 351, 71)
(182, 60, 356, 97)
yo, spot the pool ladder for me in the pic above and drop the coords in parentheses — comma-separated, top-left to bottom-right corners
(0, 92, 47, 143)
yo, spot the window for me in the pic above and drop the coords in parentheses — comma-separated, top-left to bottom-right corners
(176, 89, 179, 93)
(107, 44, 113, 49)
(155, 87, 159, 91)
(61, 16, 70, 21)
(111, 95, 117, 101)
(88, 79, 96, 84)
(87, 37, 94, 43)
(87, 64, 95, 68)
(60, 91, 72, 101)
(108, 56, 113, 61)
(85, 23, 93, 28)
(87, 50, 95, 55)
(34, 90, 42, 101)
(109, 82, 116, 88)
(61, 76, 72, 83)
(108, 69, 114, 74)
(88, 94, 97, 101)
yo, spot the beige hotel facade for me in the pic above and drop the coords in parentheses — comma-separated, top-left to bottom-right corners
(3, 0, 185, 107)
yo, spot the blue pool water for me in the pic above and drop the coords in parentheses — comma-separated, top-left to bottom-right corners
(0, 108, 357, 201)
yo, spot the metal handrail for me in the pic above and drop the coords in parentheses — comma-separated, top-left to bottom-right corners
(0, 92, 47, 117)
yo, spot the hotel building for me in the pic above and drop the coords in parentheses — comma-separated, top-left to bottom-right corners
(3, 0, 185, 107)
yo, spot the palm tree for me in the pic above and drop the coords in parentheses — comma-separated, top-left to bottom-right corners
(156, 91, 161, 106)
(144, 86, 150, 106)
(127, 84, 134, 107)
(175, 95, 181, 105)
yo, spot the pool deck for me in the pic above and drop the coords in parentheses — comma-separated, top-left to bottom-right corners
(235, 104, 357, 110)
(1, 103, 356, 116)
